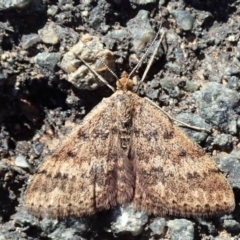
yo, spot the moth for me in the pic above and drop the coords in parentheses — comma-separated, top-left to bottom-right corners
(24, 31, 235, 219)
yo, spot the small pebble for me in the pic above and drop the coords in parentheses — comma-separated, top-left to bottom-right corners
(111, 205, 148, 236)
(14, 155, 30, 169)
(171, 10, 194, 31)
(223, 219, 240, 234)
(167, 219, 194, 240)
(149, 217, 166, 235)
(214, 153, 240, 189)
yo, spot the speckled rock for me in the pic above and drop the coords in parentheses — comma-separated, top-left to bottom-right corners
(227, 76, 240, 91)
(222, 219, 240, 234)
(213, 153, 240, 189)
(34, 52, 60, 72)
(149, 217, 166, 235)
(171, 10, 194, 31)
(167, 219, 194, 240)
(212, 133, 232, 151)
(160, 77, 181, 98)
(184, 79, 200, 92)
(127, 10, 155, 53)
(193, 82, 240, 131)
(59, 34, 115, 90)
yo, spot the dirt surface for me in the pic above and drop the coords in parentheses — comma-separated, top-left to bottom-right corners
(0, 0, 240, 239)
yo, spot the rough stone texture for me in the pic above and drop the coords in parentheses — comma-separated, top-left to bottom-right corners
(0, 0, 239, 239)
(193, 82, 240, 132)
(167, 219, 194, 240)
(111, 205, 148, 236)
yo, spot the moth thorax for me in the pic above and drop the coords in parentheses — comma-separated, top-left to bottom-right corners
(116, 71, 133, 91)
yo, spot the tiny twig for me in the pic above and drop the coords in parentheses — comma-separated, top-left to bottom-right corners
(144, 97, 211, 133)
(78, 56, 115, 92)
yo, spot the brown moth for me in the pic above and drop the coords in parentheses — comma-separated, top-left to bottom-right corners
(24, 68, 235, 219)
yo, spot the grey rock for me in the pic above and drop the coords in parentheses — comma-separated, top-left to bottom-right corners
(193, 82, 240, 131)
(48, 228, 86, 240)
(13, 210, 38, 227)
(149, 217, 166, 235)
(41, 218, 87, 240)
(224, 58, 240, 79)
(184, 79, 200, 92)
(166, 30, 179, 44)
(166, 62, 181, 74)
(47, 226, 84, 240)
(21, 33, 40, 49)
(160, 77, 180, 98)
(88, 0, 107, 29)
(224, 64, 240, 77)
(176, 113, 211, 144)
(106, 29, 129, 42)
(174, 48, 184, 62)
(145, 88, 160, 100)
(214, 153, 240, 189)
(40, 218, 59, 234)
(103, 28, 129, 50)
(227, 76, 240, 91)
(167, 219, 194, 240)
(201, 52, 229, 83)
(197, 219, 216, 235)
(223, 219, 240, 233)
(171, 10, 194, 31)
(14, 155, 30, 169)
(127, 10, 155, 53)
(212, 133, 232, 151)
(111, 205, 148, 236)
(34, 52, 60, 71)
(229, 119, 237, 134)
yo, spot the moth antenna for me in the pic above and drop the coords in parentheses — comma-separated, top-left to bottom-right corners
(144, 97, 211, 133)
(80, 38, 119, 80)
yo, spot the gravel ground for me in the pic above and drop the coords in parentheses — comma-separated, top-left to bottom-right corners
(0, 0, 240, 239)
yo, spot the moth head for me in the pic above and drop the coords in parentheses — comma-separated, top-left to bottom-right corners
(116, 71, 133, 91)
